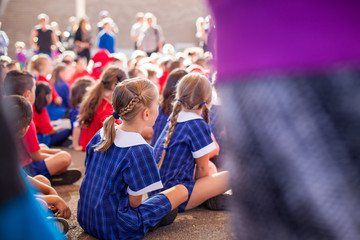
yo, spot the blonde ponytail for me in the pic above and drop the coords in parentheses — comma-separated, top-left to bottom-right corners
(95, 115, 117, 152)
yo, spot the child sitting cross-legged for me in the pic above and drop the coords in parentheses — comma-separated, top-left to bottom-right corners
(78, 78, 188, 239)
(150, 73, 230, 211)
(4, 70, 81, 185)
(3, 95, 71, 234)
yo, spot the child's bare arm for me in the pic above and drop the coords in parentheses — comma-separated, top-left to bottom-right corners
(36, 195, 71, 219)
(128, 195, 143, 209)
(29, 150, 51, 162)
(27, 176, 58, 196)
(195, 154, 210, 179)
(72, 126, 82, 151)
(40, 147, 61, 154)
(208, 133, 220, 159)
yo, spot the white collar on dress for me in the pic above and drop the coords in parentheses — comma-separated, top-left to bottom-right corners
(99, 128, 148, 147)
(176, 111, 202, 123)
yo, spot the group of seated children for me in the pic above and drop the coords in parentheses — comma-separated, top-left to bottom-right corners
(1, 42, 228, 238)
(77, 73, 230, 239)
(2, 94, 73, 234)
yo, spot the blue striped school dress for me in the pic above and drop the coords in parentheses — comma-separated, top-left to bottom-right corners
(150, 106, 169, 147)
(150, 111, 216, 212)
(77, 129, 171, 240)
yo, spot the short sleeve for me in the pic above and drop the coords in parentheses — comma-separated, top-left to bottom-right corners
(22, 121, 40, 153)
(188, 120, 216, 159)
(123, 145, 163, 196)
(38, 109, 53, 135)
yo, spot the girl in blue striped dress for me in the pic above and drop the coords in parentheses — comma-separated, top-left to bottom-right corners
(77, 78, 188, 240)
(150, 68, 188, 146)
(151, 73, 229, 212)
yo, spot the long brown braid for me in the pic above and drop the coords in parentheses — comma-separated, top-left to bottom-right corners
(157, 100, 182, 168)
(157, 73, 212, 169)
(95, 78, 157, 152)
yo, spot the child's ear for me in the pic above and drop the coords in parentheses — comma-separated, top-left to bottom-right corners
(18, 125, 30, 138)
(23, 90, 31, 100)
(142, 108, 150, 121)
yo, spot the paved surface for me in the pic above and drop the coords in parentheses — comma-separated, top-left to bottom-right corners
(55, 147, 233, 240)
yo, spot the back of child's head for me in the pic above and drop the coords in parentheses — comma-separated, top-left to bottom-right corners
(34, 82, 51, 114)
(70, 76, 95, 108)
(95, 77, 158, 152)
(160, 68, 188, 116)
(78, 66, 128, 128)
(4, 70, 34, 96)
(158, 73, 212, 168)
(51, 62, 67, 83)
(28, 54, 51, 76)
(3, 95, 32, 137)
(128, 67, 148, 79)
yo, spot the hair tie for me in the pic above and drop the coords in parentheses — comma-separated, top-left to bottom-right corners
(178, 99, 183, 103)
(112, 112, 120, 120)
(201, 102, 206, 105)
(116, 74, 122, 82)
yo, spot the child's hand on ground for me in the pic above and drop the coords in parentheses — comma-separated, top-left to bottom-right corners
(49, 196, 71, 219)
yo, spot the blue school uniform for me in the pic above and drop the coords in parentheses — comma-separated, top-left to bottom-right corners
(78, 128, 171, 240)
(150, 111, 216, 212)
(150, 106, 169, 146)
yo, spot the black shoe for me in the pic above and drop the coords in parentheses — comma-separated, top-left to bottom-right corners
(48, 217, 69, 234)
(149, 207, 178, 232)
(205, 191, 232, 211)
(50, 169, 82, 186)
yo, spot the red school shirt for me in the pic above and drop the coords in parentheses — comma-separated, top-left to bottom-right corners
(32, 105, 53, 135)
(18, 121, 41, 167)
(37, 75, 59, 103)
(80, 98, 118, 151)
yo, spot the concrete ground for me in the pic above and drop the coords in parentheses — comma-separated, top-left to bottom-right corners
(55, 147, 234, 240)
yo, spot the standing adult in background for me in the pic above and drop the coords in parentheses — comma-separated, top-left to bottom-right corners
(30, 13, 59, 57)
(137, 12, 164, 56)
(63, 16, 78, 51)
(208, 0, 360, 239)
(96, 10, 119, 34)
(97, 18, 116, 54)
(0, 22, 9, 56)
(74, 18, 92, 64)
(130, 12, 144, 50)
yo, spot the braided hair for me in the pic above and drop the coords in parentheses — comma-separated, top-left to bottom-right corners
(95, 77, 158, 152)
(157, 73, 212, 169)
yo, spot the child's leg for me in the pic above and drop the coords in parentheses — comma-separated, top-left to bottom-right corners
(185, 171, 229, 210)
(44, 151, 71, 176)
(160, 184, 188, 210)
(33, 175, 51, 186)
(50, 129, 71, 146)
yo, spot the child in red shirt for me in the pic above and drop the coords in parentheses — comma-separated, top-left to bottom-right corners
(29, 54, 65, 120)
(4, 70, 81, 185)
(33, 82, 71, 146)
(78, 66, 128, 151)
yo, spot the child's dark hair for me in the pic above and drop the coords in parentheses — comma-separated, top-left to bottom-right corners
(34, 82, 51, 114)
(4, 70, 34, 96)
(158, 73, 212, 169)
(3, 95, 33, 135)
(160, 68, 188, 116)
(78, 66, 128, 128)
(70, 76, 95, 108)
(95, 78, 158, 152)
